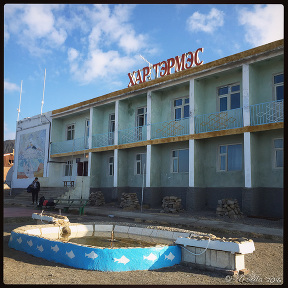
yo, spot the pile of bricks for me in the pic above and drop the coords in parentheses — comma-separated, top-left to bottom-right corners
(160, 196, 182, 213)
(89, 191, 105, 206)
(120, 193, 140, 210)
(216, 199, 244, 219)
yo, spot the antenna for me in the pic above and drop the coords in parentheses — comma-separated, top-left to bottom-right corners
(41, 68, 46, 115)
(17, 80, 23, 122)
(139, 55, 155, 80)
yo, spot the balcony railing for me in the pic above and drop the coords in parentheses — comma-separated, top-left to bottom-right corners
(51, 137, 86, 155)
(195, 108, 243, 134)
(118, 125, 147, 145)
(250, 100, 284, 126)
(92, 132, 114, 148)
(151, 117, 189, 140)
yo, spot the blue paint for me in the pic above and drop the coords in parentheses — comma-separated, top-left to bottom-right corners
(8, 231, 181, 271)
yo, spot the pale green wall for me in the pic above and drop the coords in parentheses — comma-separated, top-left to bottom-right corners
(51, 118, 63, 142)
(250, 55, 284, 105)
(93, 104, 114, 135)
(150, 145, 162, 186)
(251, 129, 283, 187)
(118, 149, 128, 187)
(118, 95, 146, 130)
(197, 135, 244, 187)
(195, 69, 242, 115)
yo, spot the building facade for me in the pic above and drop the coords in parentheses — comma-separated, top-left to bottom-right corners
(13, 40, 284, 218)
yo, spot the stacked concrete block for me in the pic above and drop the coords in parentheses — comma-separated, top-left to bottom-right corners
(216, 199, 244, 219)
(89, 191, 105, 206)
(120, 193, 140, 210)
(161, 196, 182, 213)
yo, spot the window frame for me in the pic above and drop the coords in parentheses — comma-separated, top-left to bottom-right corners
(64, 160, 73, 176)
(85, 119, 90, 149)
(273, 73, 284, 101)
(217, 143, 243, 172)
(135, 153, 146, 175)
(136, 106, 147, 127)
(173, 96, 189, 120)
(273, 138, 283, 169)
(66, 123, 75, 141)
(108, 156, 114, 176)
(171, 148, 189, 173)
(217, 83, 241, 112)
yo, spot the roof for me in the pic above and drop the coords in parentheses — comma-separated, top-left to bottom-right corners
(52, 39, 284, 116)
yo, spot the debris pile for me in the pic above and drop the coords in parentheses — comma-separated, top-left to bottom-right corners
(216, 199, 244, 219)
(161, 196, 182, 213)
(120, 193, 140, 210)
(89, 191, 105, 206)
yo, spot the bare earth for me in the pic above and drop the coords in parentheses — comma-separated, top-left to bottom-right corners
(3, 214, 283, 285)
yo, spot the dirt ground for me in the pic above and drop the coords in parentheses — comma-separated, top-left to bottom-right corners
(3, 214, 284, 285)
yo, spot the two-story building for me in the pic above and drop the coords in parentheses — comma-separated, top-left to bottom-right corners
(13, 39, 284, 218)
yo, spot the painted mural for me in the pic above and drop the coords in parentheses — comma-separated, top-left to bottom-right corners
(17, 129, 46, 179)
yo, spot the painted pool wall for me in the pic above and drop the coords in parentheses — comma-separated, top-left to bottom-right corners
(8, 231, 181, 272)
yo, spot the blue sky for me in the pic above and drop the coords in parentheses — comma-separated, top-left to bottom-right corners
(4, 4, 284, 140)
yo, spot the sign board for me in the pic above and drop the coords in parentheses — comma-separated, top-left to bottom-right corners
(128, 48, 204, 87)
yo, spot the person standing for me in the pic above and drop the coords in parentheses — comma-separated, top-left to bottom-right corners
(30, 177, 40, 205)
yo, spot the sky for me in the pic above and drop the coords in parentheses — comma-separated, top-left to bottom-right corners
(4, 4, 284, 140)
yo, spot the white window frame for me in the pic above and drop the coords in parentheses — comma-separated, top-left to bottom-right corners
(173, 97, 189, 120)
(217, 83, 241, 112)
(217, 143, 243, 172)
(66, 123, 75, 141)
(136, 107, 147, 127)
(172, 148, 189, 173)
(85, 119, 90, 149)
(273, 138, 283, 169)
(108, 156, 114, 176)
(135, 153, 146, 175)
(273, 73, 284, 101)
(64, 160, 73, 176)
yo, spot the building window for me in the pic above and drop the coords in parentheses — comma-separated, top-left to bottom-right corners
(64, 160, 73, 176)
(219, 144, 242, 171)
(136, 153, 146, 175)
(274, 138, 283, 168)
(85, 119, 90, 149)
(174, 97, 189, 120)
(67, 124, 75, 140)
(218, 84, 240, 112)
(136, 107, 147, 127)
(109, 156, 114, 176)
(172, 149, 189, 173)
(274, 73, 284, 101)
(108, 114, 115, 145)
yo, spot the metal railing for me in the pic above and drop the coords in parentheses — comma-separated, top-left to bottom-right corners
(151, 117, 189, 139)
(92, 132, 114, 148)
(250, 100, 283, 126)
(50, 137, 86, 155)
(118, 125, 147, 145)
(195, 108, 243, 134)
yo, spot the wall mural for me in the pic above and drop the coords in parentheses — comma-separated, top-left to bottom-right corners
(17, 129, 46, 179)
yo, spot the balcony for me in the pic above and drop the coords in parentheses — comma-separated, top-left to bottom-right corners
(250, 100, 283, 126)
(92, 132, 114, 148)
(118, 125, 147, 145)
(151, 117, 189, 140)
(51, 137, 86, 155)
(195, 108, 243, 134)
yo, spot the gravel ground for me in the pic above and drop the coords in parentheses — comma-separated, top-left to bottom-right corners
(3, 214, 284, 285)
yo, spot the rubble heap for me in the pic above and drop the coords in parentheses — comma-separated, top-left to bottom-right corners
(216, 199, 244, 219)
(161, 196, 182, 213)
(89, 191, 105, 206)
(120, 193, 140, 210)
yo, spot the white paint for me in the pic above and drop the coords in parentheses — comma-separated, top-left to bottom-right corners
(114, 149, 118, 187)
(189, 79, 195, 134)
(189, 139, 195, 187)
(114, 100, 119, 145)
(175, 237, 255, 254)
(146, 145, 151, 187)
(147, 91, 152, 140)
(244, 132, 252, 188)
(242, 64, 250, 127)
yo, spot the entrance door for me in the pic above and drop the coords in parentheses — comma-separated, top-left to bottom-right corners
(77, 161, 88, 176)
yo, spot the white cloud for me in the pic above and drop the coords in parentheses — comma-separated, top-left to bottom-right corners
(186, 8, 225, 33)
(4, 80, 20, 92)
(238, 4, 284, 47)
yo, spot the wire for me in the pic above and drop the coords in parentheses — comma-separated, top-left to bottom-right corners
(177, 236, 211, 256)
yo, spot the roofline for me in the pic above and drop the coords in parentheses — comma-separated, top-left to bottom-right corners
(52, 39, 284, 116)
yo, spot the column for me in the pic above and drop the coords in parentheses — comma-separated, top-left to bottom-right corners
(114, 100, 119, 145)
(244, 132, 252, 188)
(146, 145, 151, 187)
(189, 79, 195, 134)
(189, 139, 195, 187)
(147, 91, 152, 140)
(88, 107, 94, 177)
